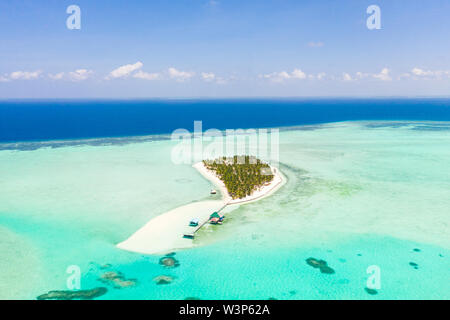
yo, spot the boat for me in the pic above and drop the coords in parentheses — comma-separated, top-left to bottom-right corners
(189, 218, 199, 227)
(210, 189, 217, 194)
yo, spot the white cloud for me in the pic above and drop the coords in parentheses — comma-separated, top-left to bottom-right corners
(133, 70, 160, 80)
(265, 71, 290, 82)
(306, 72, 327, 80)
(342, 73, 353, 81)
(200, 72, 228, 84)
(316, 72, 327, 80)
(355, 71, 368, 79)
(107, 61, 143, 79)
(262, 72, 285, 82)
(408, 67, 450, 79)
(48, 70, 93, 81)
(201, 72, 216, 82)
(411, 67, 431, 76)
(9, 71, 41, 80)
(352, 68, 391, 81)
(291, 69, 307, 79)
(372, 68, 392, 81)
(261, 68, 308, 82)
(48, 72, 65, 80)
(307, 41, 324, 48)
(168, 67, 195, 81)
(68, 69, 93, 81)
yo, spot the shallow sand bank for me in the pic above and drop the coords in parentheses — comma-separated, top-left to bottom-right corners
(0, 226, 44, 299)
(117, 200, 226, 255)
(117, 162, 285, 255)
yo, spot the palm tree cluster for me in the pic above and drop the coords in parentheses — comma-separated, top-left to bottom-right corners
(203, 155, 274, 199)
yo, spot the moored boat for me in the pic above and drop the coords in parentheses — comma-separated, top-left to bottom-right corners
(189, 218, 199, 227)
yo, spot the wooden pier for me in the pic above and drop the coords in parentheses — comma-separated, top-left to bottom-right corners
(183, 202, 228, 239)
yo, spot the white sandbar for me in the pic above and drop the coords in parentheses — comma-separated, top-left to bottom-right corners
(116, 162, 285, 255)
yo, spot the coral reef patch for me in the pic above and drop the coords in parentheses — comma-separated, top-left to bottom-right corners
(306, 257, 335, 274)
(364, 287, 378, 295)
(98, 271, 137, 288)
(37, 287, 108, 300)
(159, 256, 180, 268)
(153, 275, 174, 285)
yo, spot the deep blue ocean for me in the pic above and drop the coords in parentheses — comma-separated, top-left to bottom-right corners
(1, 98, 450, 143)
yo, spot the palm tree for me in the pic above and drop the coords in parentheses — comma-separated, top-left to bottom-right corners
(204, 155, 274, 199)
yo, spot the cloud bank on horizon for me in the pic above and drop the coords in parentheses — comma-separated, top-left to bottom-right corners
(2, 63, 449, 83)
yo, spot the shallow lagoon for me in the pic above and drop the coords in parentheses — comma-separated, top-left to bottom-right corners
(0, 121, 449, 299)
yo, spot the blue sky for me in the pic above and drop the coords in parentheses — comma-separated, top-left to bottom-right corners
(0, 0, 449, 98)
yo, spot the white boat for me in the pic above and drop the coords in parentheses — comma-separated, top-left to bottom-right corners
(189, 218, 199, 227)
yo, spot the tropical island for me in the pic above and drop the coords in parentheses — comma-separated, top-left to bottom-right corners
(203, 156, 275, 200)
(117, 155, 284, 255)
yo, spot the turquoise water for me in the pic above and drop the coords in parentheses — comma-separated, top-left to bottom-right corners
(0, 121, 449, 299)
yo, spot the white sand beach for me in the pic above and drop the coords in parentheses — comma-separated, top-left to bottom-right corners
(117, 162, 285, 255)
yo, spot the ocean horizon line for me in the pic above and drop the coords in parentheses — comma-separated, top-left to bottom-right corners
(1, 96, 450, 102)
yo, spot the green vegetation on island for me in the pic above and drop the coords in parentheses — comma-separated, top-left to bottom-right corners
(203, 155, 274, 199)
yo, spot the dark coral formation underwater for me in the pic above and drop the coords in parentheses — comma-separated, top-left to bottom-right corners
(98, 271, 138, 288)
(159, 256, 180, 268)
(153, 275, 175, 285)
(306, 257, 335, 274)
(364, 287, 378, 295)
(37, 287, 108, 300)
